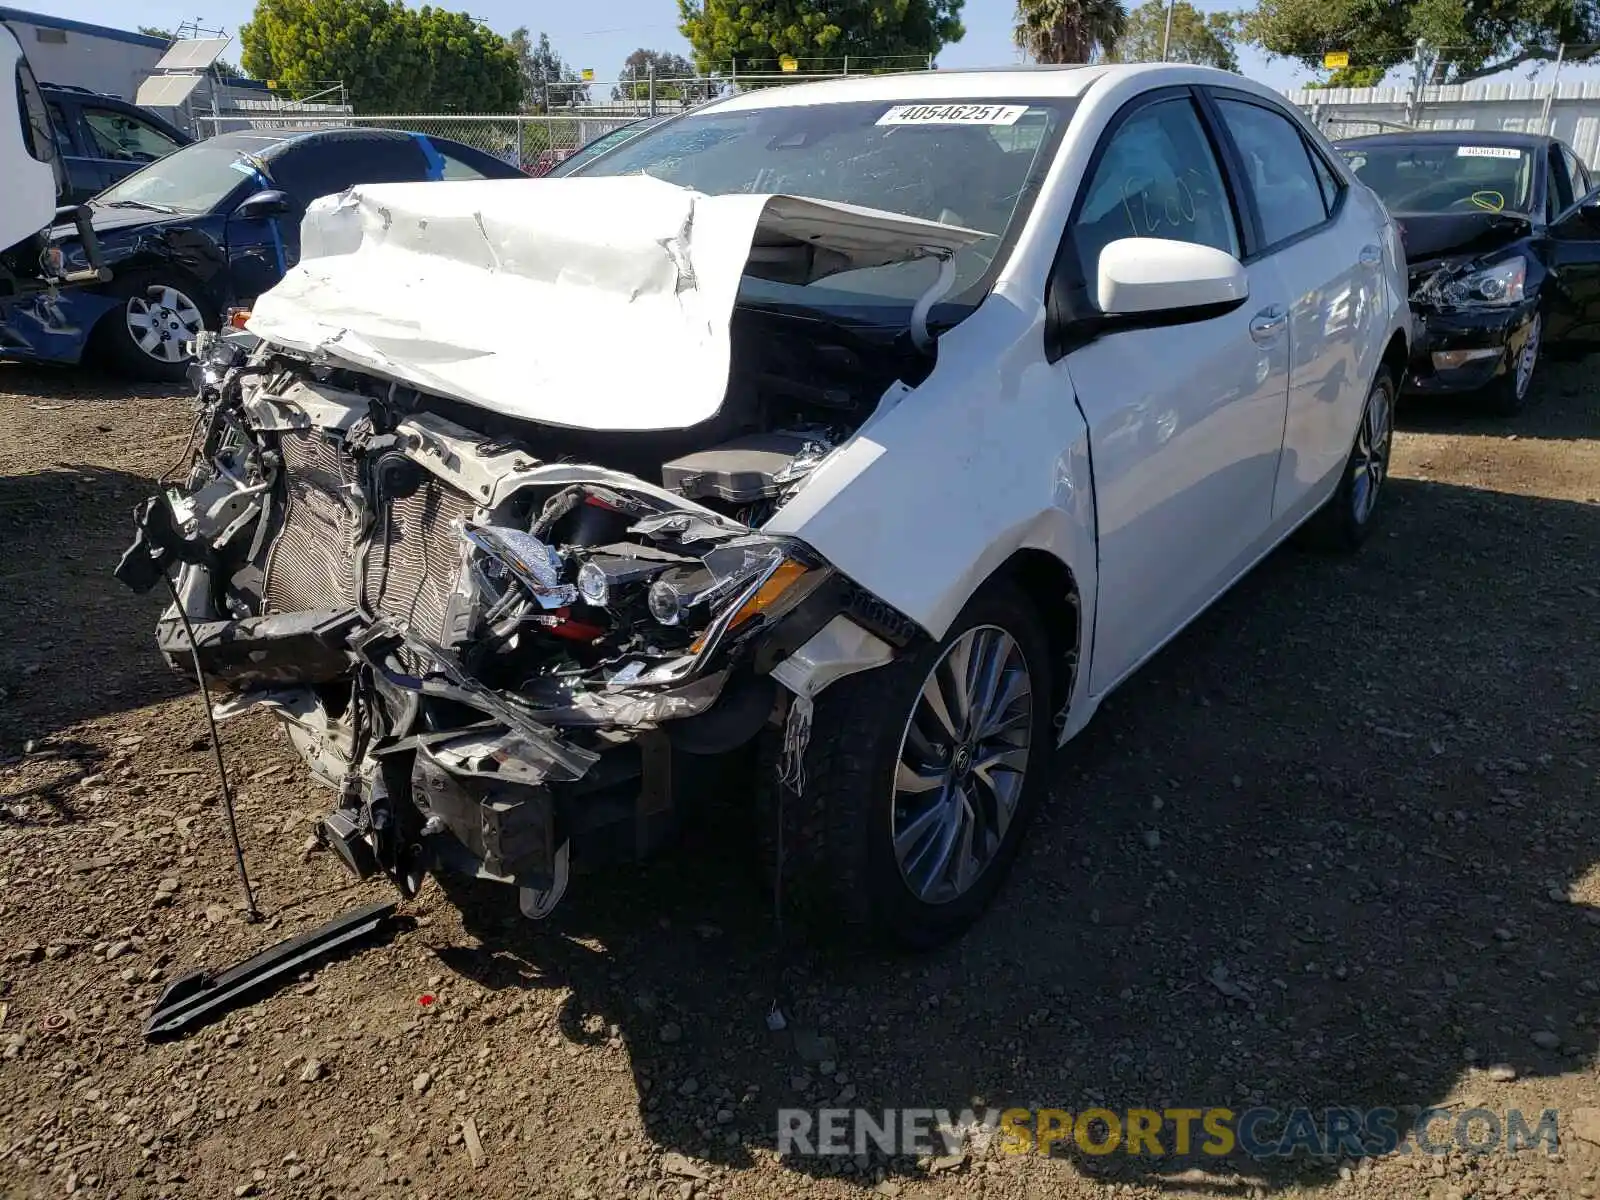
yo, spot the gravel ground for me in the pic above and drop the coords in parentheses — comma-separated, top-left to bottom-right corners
(0, 357, 1596, 1200)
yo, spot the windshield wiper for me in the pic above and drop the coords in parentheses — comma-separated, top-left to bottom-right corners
(100, 199, 184, 215)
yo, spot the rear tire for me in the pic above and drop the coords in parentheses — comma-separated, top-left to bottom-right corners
(95, 270, 212, 383)
(1304, 366, 1395, 553)
(756, 580, 1054, 950)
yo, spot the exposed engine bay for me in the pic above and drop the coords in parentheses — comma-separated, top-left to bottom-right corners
(115, 307, 928, 914)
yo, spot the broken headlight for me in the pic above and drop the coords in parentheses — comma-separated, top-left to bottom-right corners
(657, 540, 830, 654)
(1435, 256, 1526, 308)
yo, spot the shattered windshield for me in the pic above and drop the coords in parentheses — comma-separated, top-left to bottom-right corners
(568, 98, 1075, 314)
(1341, 142, 1535, 215)
(94, 137, 267, 215)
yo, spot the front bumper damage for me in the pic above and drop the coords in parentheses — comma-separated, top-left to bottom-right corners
(118, 332, 925, 914)
(1403, 257, 1538, 397)
(1405, 300, 1538, 395)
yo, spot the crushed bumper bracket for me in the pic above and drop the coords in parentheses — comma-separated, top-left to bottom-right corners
(143, 899, 398, 1041)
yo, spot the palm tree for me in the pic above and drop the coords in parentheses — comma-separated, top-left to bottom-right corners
(1013, 0, 1129, 64)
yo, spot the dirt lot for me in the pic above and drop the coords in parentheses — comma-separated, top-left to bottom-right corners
(0, 357, 1596, 1200)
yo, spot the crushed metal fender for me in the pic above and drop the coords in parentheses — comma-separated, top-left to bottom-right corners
(143, 899, 399, 1041)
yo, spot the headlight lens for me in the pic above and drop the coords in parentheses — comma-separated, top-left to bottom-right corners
(1439, 256, 1526, 307)
(673, 540, 831, 653)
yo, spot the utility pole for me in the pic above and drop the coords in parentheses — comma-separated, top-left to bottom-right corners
(1540, 42, 1566, 134)
(1161, 0, 1176, 61)
(1405, 38, 1427, 126)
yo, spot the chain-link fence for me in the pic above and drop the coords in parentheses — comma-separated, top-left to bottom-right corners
(1288, 42, 1600, 162)
(196, 111, 651, 174)
(194, 64, 937, 173)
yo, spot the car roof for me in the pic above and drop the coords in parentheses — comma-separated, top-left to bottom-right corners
(1337, 130, 1556, 151)
(702, 62, 1246, 113)
(178, 126, 438, 159)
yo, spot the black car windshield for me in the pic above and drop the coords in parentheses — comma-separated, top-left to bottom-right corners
(568, 98, 1076, 314)
(1341, 142, 1535, 215)
(94, 137, 269, 214)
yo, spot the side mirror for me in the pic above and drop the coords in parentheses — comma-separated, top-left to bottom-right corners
(232, 189, 291, 220)
(1096, 237, 1248, 316)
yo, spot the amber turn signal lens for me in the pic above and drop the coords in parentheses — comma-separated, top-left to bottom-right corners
(690, 559, 810, 653)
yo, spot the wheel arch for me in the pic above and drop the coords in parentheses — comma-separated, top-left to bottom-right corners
(987, 547, 1082, 718)
(1379, 327, 1408, 390)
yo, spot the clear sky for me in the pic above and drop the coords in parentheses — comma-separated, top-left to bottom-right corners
(22, 0, 1325, 89)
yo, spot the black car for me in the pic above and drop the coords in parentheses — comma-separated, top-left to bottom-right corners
(1338, 131, 1600, 412)
(0, 126, 525, 380)
(41, 84, 193, 205)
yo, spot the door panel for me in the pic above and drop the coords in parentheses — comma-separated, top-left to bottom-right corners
(1058, 93, 1290, 693)
(1271, 216, 1382, 514)
(1547, 198, 1600, 347)
(1069, 268, 1291, 693)
(1209, 94, 1379, 519)
(224, 216, 288, 307)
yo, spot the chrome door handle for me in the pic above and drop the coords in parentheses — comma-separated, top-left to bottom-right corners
(1359, 244, 1383, 266)
(1249, 306, 1287, 344)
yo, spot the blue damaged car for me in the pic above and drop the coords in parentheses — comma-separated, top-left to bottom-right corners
(1, 127, 524, 381)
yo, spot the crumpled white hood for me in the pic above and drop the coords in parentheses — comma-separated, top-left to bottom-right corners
(246, 174, 986, 432)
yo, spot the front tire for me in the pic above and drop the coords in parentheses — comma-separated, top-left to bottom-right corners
(1483, 310, 1541, 415)
(1305, 366, 1395, 553)
(96, 271, 212, 382)
(759, 580, 1054, 949)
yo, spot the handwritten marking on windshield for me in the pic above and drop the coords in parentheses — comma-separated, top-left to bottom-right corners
(1469, 190, 1507, 213)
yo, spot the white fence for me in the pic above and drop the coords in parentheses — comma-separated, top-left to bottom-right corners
(1293, 80, 1600, 164)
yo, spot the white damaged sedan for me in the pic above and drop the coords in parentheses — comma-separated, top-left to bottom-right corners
(119, 64, 1410, 947)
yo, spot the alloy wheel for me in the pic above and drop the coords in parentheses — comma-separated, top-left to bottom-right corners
(1350, 381, 1392, 525)
(1514, 313, 1541, 402)
(891, 624, 1033, 906)
(125, 285, 204, 363)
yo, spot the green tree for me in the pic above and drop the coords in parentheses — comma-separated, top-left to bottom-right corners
(1243, 0, 1600, 86)
(612, 48, 697, 101)
(239, 0, 520, 113)
(678, 0, 965, 76)
(508, 28, 590, 110)
(1013, 0, 1127, 64)
(1104, 0, 1236, 69)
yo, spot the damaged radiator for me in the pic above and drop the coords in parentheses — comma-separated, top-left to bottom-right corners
(361, 463, 476, 643)
(262, 432, 476, 646)
(263, 431, 357, 615)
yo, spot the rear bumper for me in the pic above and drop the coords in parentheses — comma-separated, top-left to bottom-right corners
(1405, 301, 1537, 396)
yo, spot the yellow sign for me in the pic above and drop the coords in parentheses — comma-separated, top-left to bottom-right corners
(581, 67, 594, 81)
(779, 54, 798, 72)
(1323, 51, 1349, 69)
(266, 79, 278, 89)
